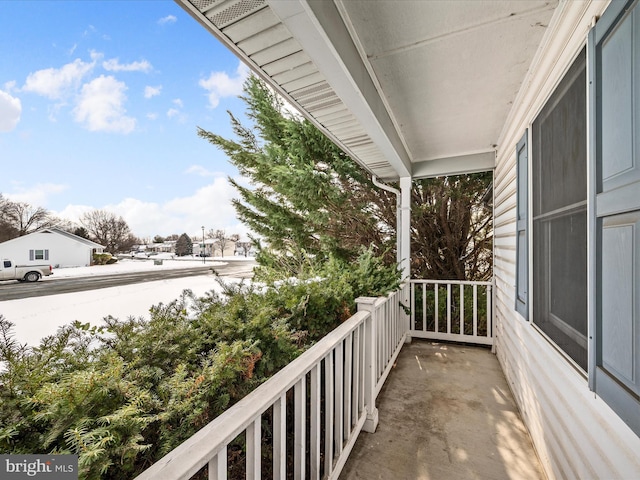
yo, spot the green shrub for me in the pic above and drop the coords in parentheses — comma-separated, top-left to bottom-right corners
(0, 249, 400, 478)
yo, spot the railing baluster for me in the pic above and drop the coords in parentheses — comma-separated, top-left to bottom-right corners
(246, 418, 261, 480)
(334, 341, 344, 456)
(382, 301, 388, 370)
(392, 293, 397, 345)
(420, 283, 428, 332)
(209, 446, 227, 480)
(473, 284, 478, 337)
(310, 364, 321, 480)
(294, 378, 306, 480)
(410, 283, 415, 330)
(324, 353, 334, 476)
(460, 284, 464, 335)
(434, 283, 439, 333)
(380, 302, 385, 376)
(447, 283, 452, 334)
(358, 324, 365, 415)
(353, 326, 361, 421)
(273, 393, 286, 479)
(376, 305, 382, 378)
(344, 333, 353, 437)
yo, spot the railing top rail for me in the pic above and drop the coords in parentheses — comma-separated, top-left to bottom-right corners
(135, 309, 371, 480)
(409, 279, 493, 286)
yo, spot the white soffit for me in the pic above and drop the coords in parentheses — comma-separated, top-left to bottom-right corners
(176, 0, 558, 181)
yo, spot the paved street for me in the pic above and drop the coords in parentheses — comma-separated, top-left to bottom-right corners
(0, 260, 255, 301)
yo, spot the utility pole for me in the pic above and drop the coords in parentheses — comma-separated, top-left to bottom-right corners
(201, 225, 205, 264)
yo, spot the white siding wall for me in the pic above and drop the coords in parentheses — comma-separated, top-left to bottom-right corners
(493, 1, 640, 478)
(0, 232, 93, 268)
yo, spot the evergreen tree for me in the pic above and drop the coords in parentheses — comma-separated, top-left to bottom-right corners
(198, 76, 397, 269)
(73, 227, 90, 239)
(175, 233, 193, 256)
(198, 76, 492, 280)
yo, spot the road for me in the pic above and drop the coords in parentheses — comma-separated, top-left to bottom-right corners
(0, 260, 256, 301)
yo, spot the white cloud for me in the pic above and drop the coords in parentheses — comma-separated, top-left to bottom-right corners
(73, 75, 136, 133)
(54, 177, 251, 239)
(5, 183, 68, 206)
(0, 90, 21, 132)
(172, 98, 183, 108)
(108, 177, 247, 238)
(22, 58, 95, 100)
(144, 85, 162, 98)
(89, 50, 103, 62)
(199, 61, 250, 109)
(83, 25, 97, 37)
(55, 203, 93, 224)
(166, 108, 179, 118)
(158, 15, 177, 25)
(103, 58, 152, 73)
(147, 112, 158, 120)
(3, 80, 17, 93)
(185, 165, 224, 177)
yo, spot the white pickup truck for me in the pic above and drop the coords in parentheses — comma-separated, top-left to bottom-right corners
(0, 259, 53, 282)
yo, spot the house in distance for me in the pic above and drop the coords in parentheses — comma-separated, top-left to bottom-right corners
(0, 227, 105, 268)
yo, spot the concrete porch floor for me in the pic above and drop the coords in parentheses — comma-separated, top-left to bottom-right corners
(340, 341, 546, 480)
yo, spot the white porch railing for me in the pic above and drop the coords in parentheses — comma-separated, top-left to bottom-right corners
(134, 284, 410, 480)
(356, 284, 410, 399)
(409, 279, 493, 346)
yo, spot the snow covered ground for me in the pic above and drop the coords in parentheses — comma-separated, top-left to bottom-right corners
(44, 254, 226, 278)
(1, 257, 253, 346)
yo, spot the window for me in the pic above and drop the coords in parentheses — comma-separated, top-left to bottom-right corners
(515, 131, 528, 319)
(29, 249, 49, 261)
(532, 48, 588, 371)
(590, 0, 640, 436)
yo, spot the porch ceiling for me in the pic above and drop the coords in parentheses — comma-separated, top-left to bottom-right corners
(177, 0, 558, 181)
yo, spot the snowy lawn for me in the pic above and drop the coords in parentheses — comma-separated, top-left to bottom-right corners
(1, 256, 253, 346)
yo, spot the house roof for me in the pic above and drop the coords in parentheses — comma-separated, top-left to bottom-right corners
(176, 0, 560, 181)
(0, 227, 105, 249)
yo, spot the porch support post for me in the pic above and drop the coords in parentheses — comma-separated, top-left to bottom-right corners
(356, 297, 379, 433)
(399, 177, 412, 281)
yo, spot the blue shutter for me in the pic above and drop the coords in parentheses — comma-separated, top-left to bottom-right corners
(44, 249, 49, 261)
(515, 131, 528, 319)
(29, 249, 34, 261)
(591, 0, 640, 436)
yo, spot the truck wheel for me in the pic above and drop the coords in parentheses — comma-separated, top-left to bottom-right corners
(24, 272, 40, 282)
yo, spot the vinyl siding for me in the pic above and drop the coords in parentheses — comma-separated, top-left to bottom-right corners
(493, 1, 640, 478)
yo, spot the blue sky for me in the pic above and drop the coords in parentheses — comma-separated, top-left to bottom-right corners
(0, 0, 253, 240)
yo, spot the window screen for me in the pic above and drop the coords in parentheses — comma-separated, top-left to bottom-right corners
(532, 48, 588, 371)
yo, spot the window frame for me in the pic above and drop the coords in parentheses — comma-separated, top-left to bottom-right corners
(29, 249, 49, 261)
(530, 47, 589, 372)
